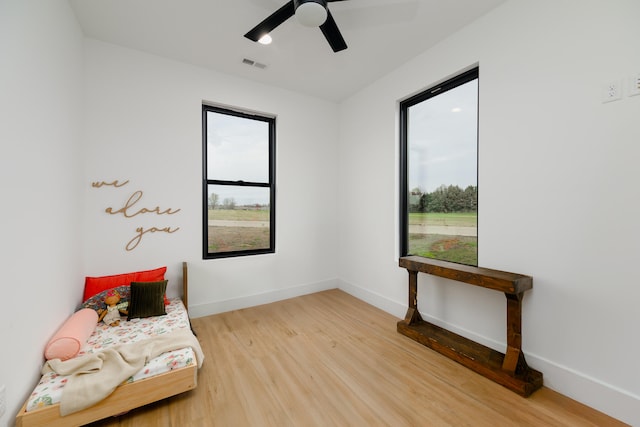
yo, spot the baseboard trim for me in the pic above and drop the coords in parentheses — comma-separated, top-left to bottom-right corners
(189, 278, 339, 319)
(337, 279, 639, 426)
(337, 279, 407, 319)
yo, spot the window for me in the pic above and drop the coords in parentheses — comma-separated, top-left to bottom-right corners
(203, 105, 275, 259)
(400, 68, 478, 266)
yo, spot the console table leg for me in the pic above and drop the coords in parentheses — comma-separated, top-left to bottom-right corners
(503, 293, 524, 373)
(403, 270, 422, 325)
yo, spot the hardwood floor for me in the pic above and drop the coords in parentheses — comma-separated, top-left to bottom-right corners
(89, 289, 627, 426)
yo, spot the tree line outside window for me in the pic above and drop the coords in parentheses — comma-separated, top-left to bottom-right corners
(410, 185, 477, 213)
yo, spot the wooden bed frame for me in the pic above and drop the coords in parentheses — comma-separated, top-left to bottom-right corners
(15, 262, 198, 427)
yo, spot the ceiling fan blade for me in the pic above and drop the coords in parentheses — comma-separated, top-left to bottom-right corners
(319, 10, 347, 52)
(244, 1, 296, 42)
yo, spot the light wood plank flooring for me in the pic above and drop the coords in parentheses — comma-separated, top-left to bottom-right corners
(89, 289, 627, 426)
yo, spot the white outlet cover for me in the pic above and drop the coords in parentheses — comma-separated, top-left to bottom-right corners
(602, 80, 623, 103)
(0, 384, 6, 418)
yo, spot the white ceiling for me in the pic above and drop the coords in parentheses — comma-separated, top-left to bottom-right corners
(69, 0, 506, 102)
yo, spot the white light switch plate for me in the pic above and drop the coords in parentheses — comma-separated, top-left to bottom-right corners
(629, 73, 640, 97)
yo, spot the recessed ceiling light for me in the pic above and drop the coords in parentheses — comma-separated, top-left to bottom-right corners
(451, 107, 462, 113)
(258, 34, 272, 45)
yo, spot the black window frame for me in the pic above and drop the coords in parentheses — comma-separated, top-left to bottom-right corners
(399, 67, 479, 264)
(202, 104, 276, 259)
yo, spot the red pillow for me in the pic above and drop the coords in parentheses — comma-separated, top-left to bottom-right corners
(83, 266, 167, 302)
(134, 267, 166, 283)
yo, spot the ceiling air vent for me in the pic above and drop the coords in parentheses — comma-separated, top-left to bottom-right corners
(242, 58, 267, 70)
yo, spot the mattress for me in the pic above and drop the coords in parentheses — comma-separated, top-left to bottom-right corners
(26, 298, 195, 412)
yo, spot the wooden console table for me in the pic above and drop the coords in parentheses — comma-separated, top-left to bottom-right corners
(397, 256, 543, 396)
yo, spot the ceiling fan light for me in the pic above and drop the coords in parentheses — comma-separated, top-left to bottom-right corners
(258, 34, 272, 45)
(296, 2, 328, 27)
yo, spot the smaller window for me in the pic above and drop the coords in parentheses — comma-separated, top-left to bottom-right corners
(202, 105, 275, 259)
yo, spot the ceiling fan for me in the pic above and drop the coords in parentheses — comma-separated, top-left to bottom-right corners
(245, 0, 349, 52)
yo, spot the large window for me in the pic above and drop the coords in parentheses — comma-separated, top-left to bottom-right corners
(400, 68, 478, 266)
(203, 105, 275, 259)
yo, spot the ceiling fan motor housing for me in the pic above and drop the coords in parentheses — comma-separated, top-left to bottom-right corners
(294, 0, 328, 27)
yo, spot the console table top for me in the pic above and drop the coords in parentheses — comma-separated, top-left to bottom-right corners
(399, 255, 532, 294)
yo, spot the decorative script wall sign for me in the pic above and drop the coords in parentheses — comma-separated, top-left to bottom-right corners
(92, 180, 181, 251)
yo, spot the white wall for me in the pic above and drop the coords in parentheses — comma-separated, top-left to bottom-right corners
(0, 1, 84, 425)
(81, 39, 340, 317)
(337, 0, 640, 424)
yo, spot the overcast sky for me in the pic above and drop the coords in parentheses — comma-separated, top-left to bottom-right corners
(207, 111, 271, 206)
(408, 79, 478, 193)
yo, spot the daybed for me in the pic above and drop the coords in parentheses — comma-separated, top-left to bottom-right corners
(15, 262, 203, 427)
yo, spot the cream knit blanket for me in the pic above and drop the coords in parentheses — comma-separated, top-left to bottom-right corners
(42, 328, 204, 416)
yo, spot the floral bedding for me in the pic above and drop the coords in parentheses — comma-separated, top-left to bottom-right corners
(26, 298, 195, 412)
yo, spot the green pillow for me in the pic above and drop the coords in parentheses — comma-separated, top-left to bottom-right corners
(128, 280, 168, 320)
